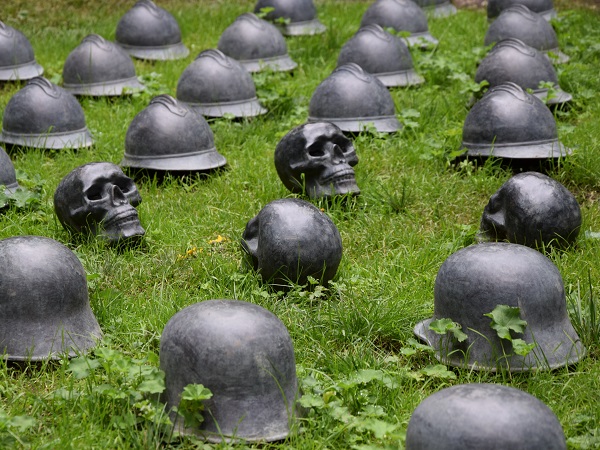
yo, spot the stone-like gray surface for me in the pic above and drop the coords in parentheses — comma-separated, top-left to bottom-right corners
(406, 384, 567, 450)
(0, 21, 43, 81)
(0, 146, 19, 194)
(160, 299, 300, 442)
(487, 0, 557, 21)
(242, 198, 342, 287)
(254, 0, 326, 35)
(54, 162, 145, 243)
(0, 235, 102, 361)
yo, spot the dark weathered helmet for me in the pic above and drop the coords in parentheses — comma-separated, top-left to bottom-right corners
(484, 5, 568, 63)
(480, 172, 581, 249)
(160, 299, 300, 442)
(488, 0, 557, 21)
(308, 63, 401, 133)
(217, 13, 297, 72)
(0, 235, 102, 361)
(0, 77, 94, 149)
(0, 21, 44, 81)
(406, 384, 567, 450)
(176, 49, 267, 118)
(254, 0, 326, 35)
(413, 0, 457, 18)
(115, 0, 189, 60)
(461, 82, 568, 159)
(63, 34, 145, 96)
(475, 39, 571, 105)
(274, 122, 360, 198)
(121, 95, 226, 171)
(0, 146, 19, 194)
(360, 0, 438, 47)
(241, 198, 343, 288)
(414, 242, 585, 371)
(337, 25, 424, 87)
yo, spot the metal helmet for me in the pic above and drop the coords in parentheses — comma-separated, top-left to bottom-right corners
(308, 63, 401, 133)
(0, 146, 19, 194)
(414, 242, 585, 371)
(461, 82, 568, 159)
(160, 299, 300, 442)
(62, 34, 145, 96)
(115, 0, 189, 60)
(0, 235, 102, 361)
(337, 25, 424, 88)
(475, 39, 572, 106)
(217, 13, 297, 72)
(176, 49, 267, 118)
(121, 95, 226, 172)
(488, 0, 557, 21)
(254, 0, 326, 35)
(0, 77, 94, 150)
(54, 162, 145, 244)
(480, 172, 581, 249)
(241, 198, 343, 288)
(406, 384, 567, 450)
(484, 5, 569, 63)
(0, 21, 43, 81)
(274, 122, 360, 198)
(359, 0, 438, 47)
(413, 0, 457, 18)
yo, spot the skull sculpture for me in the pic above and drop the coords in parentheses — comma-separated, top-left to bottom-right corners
(274, 122, 360, 198)
(54, 162, 145, 243)
(480, 172, 581, 249)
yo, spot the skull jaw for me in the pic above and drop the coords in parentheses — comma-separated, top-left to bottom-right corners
(307, 167, 360, 198)
(100, 209, 145, 244)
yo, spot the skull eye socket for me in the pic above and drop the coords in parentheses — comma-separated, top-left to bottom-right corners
(308, 145, 326, 157)
(85, 186, 105, 201)
(116, 180, 132, 194)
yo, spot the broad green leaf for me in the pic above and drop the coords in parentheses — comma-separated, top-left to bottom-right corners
(420, 365, 457, 380)
(137, 377, 165, 394)
(67, 357, 100, 379)
(428, 318, 468, 342)
(181, 384, 212, 401)
(511, 339, 536, 356)
(354, 418, 398, 439)
(484, 305, 527, 340)
(298, 394, 325, 409)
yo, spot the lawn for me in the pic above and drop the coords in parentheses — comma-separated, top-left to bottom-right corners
(1, 0, 600, 448)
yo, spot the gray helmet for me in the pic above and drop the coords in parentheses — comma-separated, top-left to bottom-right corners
(406, 384, 567, 450)
(337, 25, 424, 88)
(160, 299, 300, 442)
(54, 162, 145, 244)
(488, 0, 557, 21)
(217, 13, 297, 72)
(0, 146, 19, 194)
(0, 21, 44, 81)
(461, 82, 568, 159)
(0, 235, 102, 361)
(115, 0, 189, 60)
(274, 122, 360, 198)
(241, 198, 343, 288)
(413, 0, 457, 18)
(0, 77, 94, 149)
(121, 95, 226, 172)
(475, 39, 571, 105)
(62, 34, 145, 96)
(484, 5, 569, 63)
(414, 242, 585, 371)
(176, 49, 267, 118)
(308, 63, 401, 133)
(360, 0, 439, 47)
(254, 0, 326, 35)
(480, 172, 581, 249)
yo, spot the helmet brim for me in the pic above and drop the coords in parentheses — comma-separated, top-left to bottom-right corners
(463, 139, 571, 159)
(0, 61, 44, 81)
(117, 41, 190, 61)
(238, 54, 298, 73)
(185, 98, 268, 118)
(533, 87, 573, 105)
(423, 2, 457, 18)
(308, 115, 402, 133)
(0, 128, 94, 149)
(376, 69, 425, 87)
(414, 317, 585, 372)
(404, 32, 438, 48)
(63, 77, 146, 97)
(281, 19, 327, 36)
(121, 148, 227, 172)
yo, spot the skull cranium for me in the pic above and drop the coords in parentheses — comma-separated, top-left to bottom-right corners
(274, 122, 360, 198)
(54, 162, 145, 243)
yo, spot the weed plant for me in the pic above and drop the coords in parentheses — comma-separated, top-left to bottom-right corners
(1, 0, 600, 448)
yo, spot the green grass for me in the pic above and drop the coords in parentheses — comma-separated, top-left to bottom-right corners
(2, 0, 600, 448)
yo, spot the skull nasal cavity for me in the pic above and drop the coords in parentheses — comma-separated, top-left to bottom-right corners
(111, 184, 127, 205)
